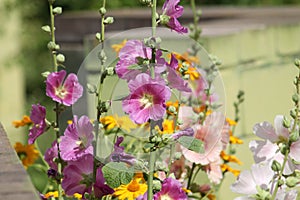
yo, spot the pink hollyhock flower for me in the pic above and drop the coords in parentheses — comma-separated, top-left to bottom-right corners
(109, 136, 136, 165)
(161, 0, 188, 34)
(116, 40, 166, 81)
(122, 73, 171, 124)
(60, 115, 94, 161)
(28, 104, 47, 144)
(167, 54, 191, 92)
(205, 159, 223, 184)
(46, 70, 83, 106)
(153, 177, 188, 200)
(182, 112, 229, 165)
(44, 141, 58, 171)
(231, 163, 274, 198)
(62, 154, 114, 197)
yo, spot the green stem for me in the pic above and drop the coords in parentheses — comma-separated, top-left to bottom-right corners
(147, 1, 157, 199)
(187, 163, 196, 189)
(270, 150, 289, 200)
(49, 3, 58, 72)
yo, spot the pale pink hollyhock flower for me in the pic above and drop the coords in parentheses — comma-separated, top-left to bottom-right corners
(115, 40, 166, 81)
(62, 154, 113, 197)
(153, 177, 188, 200)
(204, 159, 223, 184)
(122, 73, 171, 124)
(231, 163, 274, 198)
(28, 104, 47, 144)
(182, 112, 229, 165)
(46, 70, 83, 106)
(60, 115, 94, 161)
(161, 0, 188, 34)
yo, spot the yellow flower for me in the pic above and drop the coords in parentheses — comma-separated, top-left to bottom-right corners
(229, 131, 243, 144)
(112, 39, 127, 54)
(173, 52, 200, 65)
(220, 151, 242, 165)
(184, 66, 200, 81)
(100, 114, 137, 132)
(221, 164, 240, 177)
(12, 115, 32, 128)
(44, 191, 58, 198)
(113, 178, 147, 200)
(14, 142, 39, 169)
(162, 119, 175, 134)
(73, 193, 82, 199)
(226, 118, 237, 126)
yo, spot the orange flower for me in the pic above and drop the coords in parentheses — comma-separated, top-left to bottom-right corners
(14, 142, 39, 169)
(221, 164, 240, 176)
(12, 115, 32, 128)
(229, 131, 243, 144)
(226, 118, 237, 126)
(220, 151, 242, 165)
(112, 39, 127, 54)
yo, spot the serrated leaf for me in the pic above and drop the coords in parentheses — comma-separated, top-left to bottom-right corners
(102, 162, 134, 188)
(178, 136, 204, 153)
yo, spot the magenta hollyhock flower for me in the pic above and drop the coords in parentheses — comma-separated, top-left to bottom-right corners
(115, 40, 166, 81)
(28, 104, 47, 144)
(62, 154, 113, 197)
(181, 112, 229, 165)
(122, 73, 171, 124)
(59, 115, 94, 161)
(161, 0, 188, 34)
(46, 70, 83, 106)
(167, 54, 191, 92)
(109, 136, 136, 165)
(153, 177, 188, 200)
(44, 141, 58, 171)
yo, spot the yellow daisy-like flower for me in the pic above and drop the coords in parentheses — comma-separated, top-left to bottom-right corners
(221, 164, 241, 177)
(173, 52, 200, 65)
(44, 191, 58, 199)
(226, 118, 237, 126)
(14, 142, 39, 169)
(100, 114, 137, 132)
(184, 66, 200, 81)
(229, 131, 243, 144)
(12, 115, 32, 128)
(73, 193, 82, 199)
(220, 151, 242, 165)
(113, 178, 147, 200)
(162, 119, 175, 134)
(112, 39, 127, 54)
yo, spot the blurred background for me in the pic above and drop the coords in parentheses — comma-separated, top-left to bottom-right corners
(1, 0, 300, 198)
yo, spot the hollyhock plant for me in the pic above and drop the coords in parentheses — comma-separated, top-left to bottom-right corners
(59, 115, 94, 161)
(115, 40, 166, 81)
(161, 0, 188, 34)
(28, 104, 47, 144)
(122, 73, 171, 124)
(62, 154, 113, 197)
(153, 177, 188, 200)
(46, 70, 83, 106)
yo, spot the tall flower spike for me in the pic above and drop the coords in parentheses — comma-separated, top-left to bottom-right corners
(46, 70, 83, 106)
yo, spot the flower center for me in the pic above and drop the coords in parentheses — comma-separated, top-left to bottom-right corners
(127, 179, 140, 192)
(55, 86, 67, 99)
(159, 194, 172, 200)
(140, 94, 153, 108)
(17, 152, 27, 160)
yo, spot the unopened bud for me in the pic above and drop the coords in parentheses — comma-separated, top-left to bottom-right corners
(290, 109, 297, 119)
(174, 152, 182, 160)
(56, 54, 65, 63)
(47, 41, 56, 50)
(106, 67, 114, 76)
(41, 71, 50, 78)
(87, 83, 97, 94)
(271, 160, 281, 172)
(104, 17, 114, 24)
(168, 106, 177, 114)
(159, 14, 170, 25)
(53, 7, 62, 15)
(99, 7, 106, 15)
(290, 131, 299, 143)
(292, 94, 299, 103)
(282, 116, 291, 128)
(41, 25, 51, 33)
(153, 180, 162, 191)
(295, 58, 300, 68)
(279, 143, 288, 155)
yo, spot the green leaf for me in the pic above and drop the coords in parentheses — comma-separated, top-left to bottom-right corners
(127, 64, 143, 70)
(102, 162, 134, 188)
(177, 136, 204, 153)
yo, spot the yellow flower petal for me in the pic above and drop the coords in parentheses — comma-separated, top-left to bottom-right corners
(14, 142, 39, 169)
